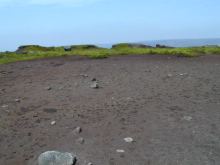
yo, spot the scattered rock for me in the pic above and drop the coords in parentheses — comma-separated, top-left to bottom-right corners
(124, 137, 134, 143)
(87, 162, 93, 165)
(1, 104, 8, 108)
(38, 151, 77, 165)
(74, 82, 78, 87)
(91, 78, 96, 81)
(167, 74, 173, 77)
(80, 74, 88, 77)
(76, 137, 85, 144)
(90, 82, 99, 89)
(179, 73, 187, 76)
(45, 86, 52, 91)
(116, 149, 125, 153)
(15, 99, 21, 102)
(51, 121, 56, 125)
(183, 116, 192, 121)
(126, 97, 132, 101)
(59, 86, 64, 90)
(74, 126, 82, 134)
(43, 108, 58, 113)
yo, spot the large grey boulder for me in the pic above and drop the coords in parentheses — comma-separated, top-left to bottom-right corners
(38, 151, 77, 165)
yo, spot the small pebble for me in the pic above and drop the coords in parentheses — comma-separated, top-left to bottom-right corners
(45, 86, 52, 90)
(90, 82, 99, 89)
(91, 78, 96, 81)
(87, 162, 93, 165)
(1, 104, 8, 108)
(179, 73, 187, 76)
(15, 99, 20, 102)
(116, 149, 125, 153)
(183, 116, 192, 121)
(51, 121, 56, 125)
(80, 74, 88, 77)
(76, 137, 84, 144)
(124, 137, 134, 143)
(59, 86, 64, 90)
(167, 74, 172, 77)
(74, 126, 82, 134)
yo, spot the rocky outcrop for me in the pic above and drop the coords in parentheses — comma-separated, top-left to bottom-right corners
(156, 44, 173, 48)
(112, 43, 153, 49)
(16, 45, 55, 54)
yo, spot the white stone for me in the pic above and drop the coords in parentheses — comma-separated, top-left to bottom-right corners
(1, 104, 8, 108)
(116, 149, 125, 153)
(74, 127, 82, 134)
(167, 74, 173, 77)
(183, 116, 192, 121)
(124, 137, 134, 143)
(15, 99, 20, 102)
(45, 86, 52, 90)
(90, 82, 99, 89)
(38, 151, 76, 165)
(76, 137, 84, 144)
(51, 121, 56, 125)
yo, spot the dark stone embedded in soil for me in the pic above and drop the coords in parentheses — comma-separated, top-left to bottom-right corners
(43, 108, 58, 113)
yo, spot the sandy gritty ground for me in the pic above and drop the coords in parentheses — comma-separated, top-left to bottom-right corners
(0, 55, 220, 165)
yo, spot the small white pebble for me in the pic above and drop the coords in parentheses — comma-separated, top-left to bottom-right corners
(1, 104, 8, 108)
(126, 97, 132, 101)
(167, 74, 173, 77)
(15, 99, 20, 102)
(76, 137, 85, 144)
(87, 162, 93, 165)
(116, 149, 125, 153)
(179, 73, 187, 76)
(74, 126, 82, 134)
(51, 121, 56, 125)
(90, 82, 99, 89)
(124, 137, 134, 143)
(183, 116, 192, 121)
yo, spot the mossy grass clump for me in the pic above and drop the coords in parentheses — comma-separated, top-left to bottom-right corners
(16, 45, 56, 54)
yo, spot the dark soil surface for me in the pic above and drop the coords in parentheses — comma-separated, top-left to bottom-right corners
(0, 55, 220, 165)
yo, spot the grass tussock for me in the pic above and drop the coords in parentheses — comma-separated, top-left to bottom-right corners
(1, 44, 220, 64)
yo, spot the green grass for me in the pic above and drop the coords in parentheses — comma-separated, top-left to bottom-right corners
(1, 45, 220, 64)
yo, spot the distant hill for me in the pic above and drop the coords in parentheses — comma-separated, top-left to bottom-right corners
(140, 38, 220, 48)
(99, 38, 220, 48)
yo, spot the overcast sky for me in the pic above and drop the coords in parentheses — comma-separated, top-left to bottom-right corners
(0, 0, 220, 51)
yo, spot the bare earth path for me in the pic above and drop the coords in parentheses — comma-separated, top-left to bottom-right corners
(0, 55, 220, 165)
